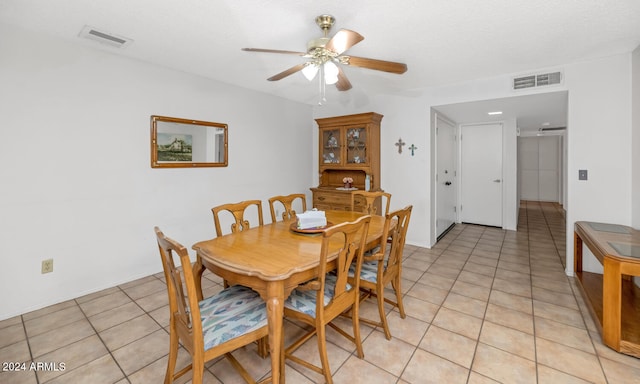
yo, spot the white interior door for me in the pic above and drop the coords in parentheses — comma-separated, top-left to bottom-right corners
(460, 123, 503, 227)
(538, 136, 559, 201)
(518, 136, 559, 202)
(435, 115, 457, 238)
(519, 137, 540, 200)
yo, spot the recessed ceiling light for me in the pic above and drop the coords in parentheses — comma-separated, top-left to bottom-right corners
(487, 111, 502, 115)
(541, 122, 551, 126)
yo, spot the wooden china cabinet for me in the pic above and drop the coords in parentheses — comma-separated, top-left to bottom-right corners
(311, 112, 382, 211)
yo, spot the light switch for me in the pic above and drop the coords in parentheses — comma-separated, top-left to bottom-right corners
(579, 169, 588, 180)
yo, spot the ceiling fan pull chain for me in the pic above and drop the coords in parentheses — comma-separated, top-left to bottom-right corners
(319, 64, 326, 105)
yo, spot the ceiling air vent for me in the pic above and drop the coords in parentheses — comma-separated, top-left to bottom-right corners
(79, 25, 133, 48)
(537, 126, 566, 136)
(513, 71, 562, 90)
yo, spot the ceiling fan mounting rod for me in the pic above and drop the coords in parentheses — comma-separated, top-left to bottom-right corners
(315, 14, 335, 36)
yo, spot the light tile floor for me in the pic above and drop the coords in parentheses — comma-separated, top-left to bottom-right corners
(2, 201, 640, 383)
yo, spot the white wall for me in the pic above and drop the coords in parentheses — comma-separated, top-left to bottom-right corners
(0, 24, 313, 320)
(502, 118, 519, 231)
(564, 55, 633, 274)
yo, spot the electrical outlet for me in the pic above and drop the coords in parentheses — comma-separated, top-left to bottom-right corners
(41, 259, 53, 274)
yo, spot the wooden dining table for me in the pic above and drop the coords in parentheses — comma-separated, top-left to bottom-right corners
(191, 210, 387, 384)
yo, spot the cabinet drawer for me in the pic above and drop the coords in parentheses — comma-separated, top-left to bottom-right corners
(312, 189, 353, 210)
(315, 192, 351, 206)
(352, 196, 366, 209)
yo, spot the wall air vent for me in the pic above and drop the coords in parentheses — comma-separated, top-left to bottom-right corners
(536, 127, 566, 136)
(513, 71, 562, 90)
(79, 25, 133, 48)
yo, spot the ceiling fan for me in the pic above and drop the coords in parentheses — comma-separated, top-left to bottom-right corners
(242, 15, 408, 93)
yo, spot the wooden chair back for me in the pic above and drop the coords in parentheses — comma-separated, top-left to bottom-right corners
(154, 227, 269, 384)
(212, 200, 264, 237)
(357, 205, 413, 339)
(283, 215, 371, 384)
(320, 216, 371, 312)
(384, 205, 412, 282)
(351, 190, 391, 216)
(268, 193, 307, 222)
(155, 227, 198, 337)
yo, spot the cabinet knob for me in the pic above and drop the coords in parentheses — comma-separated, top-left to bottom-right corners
(318, 196, 325, 201)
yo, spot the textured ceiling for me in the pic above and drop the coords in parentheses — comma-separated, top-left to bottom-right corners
(2, 0, 640, 129)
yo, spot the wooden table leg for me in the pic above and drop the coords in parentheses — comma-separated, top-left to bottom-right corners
(602, 258, 621, 351)
(265, 281, 285, 384)
(574, 232, 583, 274)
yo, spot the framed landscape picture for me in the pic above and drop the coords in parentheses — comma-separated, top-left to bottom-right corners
(157, 133, 193, 162)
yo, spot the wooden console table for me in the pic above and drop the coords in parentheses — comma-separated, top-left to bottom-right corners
(574, 221, 640, 358)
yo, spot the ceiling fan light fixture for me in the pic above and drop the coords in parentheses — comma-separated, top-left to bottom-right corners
(324, 61, 339, 85)
(302, 64, 319, 81)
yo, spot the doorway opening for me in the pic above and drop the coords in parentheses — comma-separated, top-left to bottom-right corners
(430, 90, 568, 247)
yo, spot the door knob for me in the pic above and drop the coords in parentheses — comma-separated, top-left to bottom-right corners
(493, 179, 502, 183)
(444, 181, 452, 186)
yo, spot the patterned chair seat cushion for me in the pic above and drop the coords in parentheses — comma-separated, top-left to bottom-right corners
(199, 285, 267, 351)
(285, 274, 351, 317)
(349, 259, 389, 283)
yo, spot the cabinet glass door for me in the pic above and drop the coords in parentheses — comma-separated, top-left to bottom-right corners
(321, 129, 341, 165)
(346, 127, 367, 165)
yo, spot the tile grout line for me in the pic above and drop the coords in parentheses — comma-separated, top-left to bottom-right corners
(67, 288, 133, 384)
(527, 202, 541, 384)
(113, 275, 179, 382)
(19, 313, 39, 384)
(537, 203, 613, 384)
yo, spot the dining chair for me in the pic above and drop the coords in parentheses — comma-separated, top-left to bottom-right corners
(283, 215, 372, 384)
(154, 227, 270, 384)
(268, 193, 307, 222)
(212, 200, 266, 291)
(350, 190, 391, 216)
(351, 205, 412, 340)
(212, 200, 264, 237)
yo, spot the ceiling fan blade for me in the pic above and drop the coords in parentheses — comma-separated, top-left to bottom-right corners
(336, 67, 352, 91)
(325, 29, 364, 55)
(242, 48, 306, 56)
(267, 63, 310, 81)
(343, 55, 408, 74)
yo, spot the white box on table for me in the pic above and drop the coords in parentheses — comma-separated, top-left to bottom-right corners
(296, 210, 327, 229)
